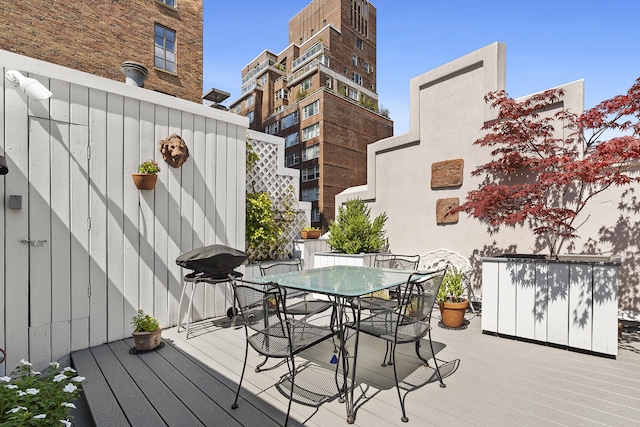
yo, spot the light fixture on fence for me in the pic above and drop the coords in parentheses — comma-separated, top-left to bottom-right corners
(0, 155, 8, 175)
(5, 70, 52, 100)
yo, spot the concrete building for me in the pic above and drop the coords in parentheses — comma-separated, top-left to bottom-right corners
(230, 0, 393, 231)
(0, 0, 203, 102)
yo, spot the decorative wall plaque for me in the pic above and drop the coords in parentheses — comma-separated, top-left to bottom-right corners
(436, 198, 459, 224)
(159, 134, 190, 168)
(431, 159, 464, 188)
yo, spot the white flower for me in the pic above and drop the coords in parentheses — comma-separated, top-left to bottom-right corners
(49, 361, 61, 369)
(60, 420, 72, 426)
(5, 384, 18, 389)
(62, 367, 76, 373)
(18, 359, 32, 367)
(25, 388, 40, 395)
(33, 414, 47, 419)
(61, 402, 76, 409)
(72, 376, 85, 382)
(63, 383, 77, 393)
(53, 373, 68, 383)
(7, 406, 27, 414)
(17, 390, 26, 396)
(0, 376, 11, 382)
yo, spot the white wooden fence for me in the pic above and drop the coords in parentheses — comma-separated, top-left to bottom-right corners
(0, 50, 248, 373)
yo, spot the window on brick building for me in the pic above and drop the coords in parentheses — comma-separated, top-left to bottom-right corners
(285, 132, 299, 148)
(302, 124, 320, 142)
(312, 207, 321, 223)
(302, 186, 320, 202)
(281, 111, 299, 130)
(285, 152, 300, 167)
(302, 165, 320, 182)
(154, 24, 176, 73)
(302, 100, 320, 119)
(356, 38, 363, 49)
(302, 144, 320, 161)
(158, 0, 176, 8)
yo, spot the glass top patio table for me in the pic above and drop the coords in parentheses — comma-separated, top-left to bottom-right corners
(253, 264, 415, 424)
(254, 265, 413, 297)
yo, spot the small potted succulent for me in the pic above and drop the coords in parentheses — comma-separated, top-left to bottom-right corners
(131, 309, 162, 351)
(132, 159, 160, 190)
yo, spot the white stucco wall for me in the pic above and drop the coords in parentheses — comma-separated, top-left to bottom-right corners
(336, 42, 640, 314)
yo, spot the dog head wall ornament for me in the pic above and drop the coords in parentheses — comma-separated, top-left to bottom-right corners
(159, 134, 190, 168)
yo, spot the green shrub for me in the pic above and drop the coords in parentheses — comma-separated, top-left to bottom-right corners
(328, 198, 387, 254)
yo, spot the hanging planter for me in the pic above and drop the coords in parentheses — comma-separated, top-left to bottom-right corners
(131, 173, 158, 190)
(132, 159, 160, 190)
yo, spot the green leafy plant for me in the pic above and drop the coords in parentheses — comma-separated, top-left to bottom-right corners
(131, 309, 160, 332)
(137, 159, 160, 174)
(436, 267, 465, 304)
(0, 359, 85, 426)
(246, 191, 281, 262)
(328, 198, 388, 254)
(302, 225, 319, 231)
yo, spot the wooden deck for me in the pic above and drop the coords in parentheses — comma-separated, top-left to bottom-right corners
(72, 311, 640, 426)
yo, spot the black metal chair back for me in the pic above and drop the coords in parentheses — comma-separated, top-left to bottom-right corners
(374, 253, 420, 270)
(355, 267, 448, 423)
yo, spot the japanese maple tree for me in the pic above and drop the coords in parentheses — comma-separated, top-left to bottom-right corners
(455, 78, 640, 257)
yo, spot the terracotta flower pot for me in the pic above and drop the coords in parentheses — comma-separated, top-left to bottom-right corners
(132, 328, 162, 351)
(131, 173, 158, 190)
(439, 299, 468, 328)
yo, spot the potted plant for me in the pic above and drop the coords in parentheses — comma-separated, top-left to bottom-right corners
(436, 267, 467, 328)
(131, 309, 162, 351)
(300, 225, 321, 239)
(327, 198, 387, 255)
(452, 79, 640, 355)
(132, 159, 160, 190)
(315, 198, 388, 267)
(0, 359, 85, 426)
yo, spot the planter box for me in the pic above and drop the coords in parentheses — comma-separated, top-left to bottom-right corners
(313, 252, 377, 268)
(300, 229, 321, 239)
(481, 255, 620, 356)
(132, 328, 162, 351)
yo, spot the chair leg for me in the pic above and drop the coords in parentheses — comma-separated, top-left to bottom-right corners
(255, 356, 270, 372)
(382, 341, 393, 366)
(415, 330, 446, 388)
(390, 343, 409, 423)
(232, 341, 250, 410)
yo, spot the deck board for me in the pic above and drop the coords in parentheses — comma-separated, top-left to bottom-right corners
(72, 311, 640, 426)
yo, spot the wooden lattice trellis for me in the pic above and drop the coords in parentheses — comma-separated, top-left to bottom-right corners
(247, 135, 307, 261)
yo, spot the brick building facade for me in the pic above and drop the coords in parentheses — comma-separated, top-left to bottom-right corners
(0, 0, 203, 103)
(230, 0, 393, 231)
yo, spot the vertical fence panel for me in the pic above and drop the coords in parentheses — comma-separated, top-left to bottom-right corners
(4, 81, 30, 371)
(123, 97, 141, 334)
(153, 105, 170, 325)
(138, 101, 156, 316)
(50, 121, 72, 362)
(70, 122, 90, 352)
(88, 88, 108, 347)
(106, 93, 125, 342)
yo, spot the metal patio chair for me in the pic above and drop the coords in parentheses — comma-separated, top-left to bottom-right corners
(352, 267, 448, 423)
(231, 278, 335, 426)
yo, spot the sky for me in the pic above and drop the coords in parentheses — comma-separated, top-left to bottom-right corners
(203, 0, 639, 135)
